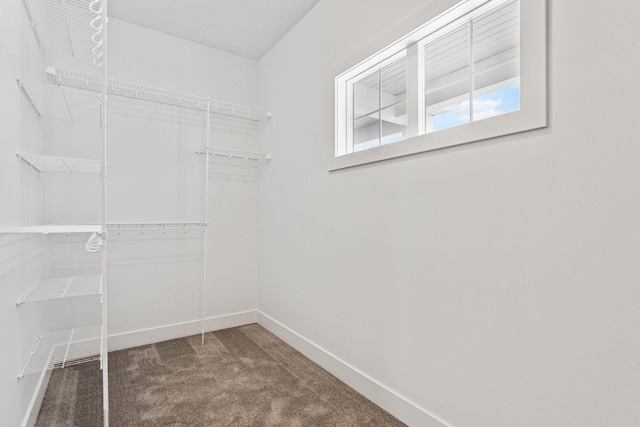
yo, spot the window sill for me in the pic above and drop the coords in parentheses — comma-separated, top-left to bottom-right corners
(329, 107, 547, 172)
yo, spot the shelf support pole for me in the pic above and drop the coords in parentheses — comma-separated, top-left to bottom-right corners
(201, 98, 211, 346)
(99, 1, 110, 425)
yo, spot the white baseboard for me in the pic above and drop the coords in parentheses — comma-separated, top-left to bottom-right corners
(257, 311, 450, 427)
(108, 310, 258, 351)
(24, 310, 447, 426)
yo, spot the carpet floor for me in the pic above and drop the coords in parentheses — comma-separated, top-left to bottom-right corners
(36, 324, 406, 426)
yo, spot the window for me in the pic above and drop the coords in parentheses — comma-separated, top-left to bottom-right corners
(332, 0, 546, 171)
(352, 53, 407, 152)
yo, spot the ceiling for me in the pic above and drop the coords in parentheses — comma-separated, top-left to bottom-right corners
(108, 0, 321, 60)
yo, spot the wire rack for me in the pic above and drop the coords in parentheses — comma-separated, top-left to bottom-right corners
(38, 0, 104, 66)
(197, 146, 272, 162)
(0, 224, 101, 234)
(17, 325, 102, 379)
(0, 223, 208, 235)
(106, 223, 207, 233)
(46, 66, 272, 122)
(17, 153, 102, 174)
(17, 274, 102, 305)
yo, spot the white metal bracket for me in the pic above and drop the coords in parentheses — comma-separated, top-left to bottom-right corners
(16, 153, 42, 173)
(16, 79, 43, 119)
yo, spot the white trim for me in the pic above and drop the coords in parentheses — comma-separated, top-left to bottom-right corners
(257, 311, 452, 427)
(107, 310, 258, 351)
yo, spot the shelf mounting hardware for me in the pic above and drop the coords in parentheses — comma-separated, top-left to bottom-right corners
(197, 146, 272, 162)
(16, 153, 43, 173)
(20, 0, 44, 52)
(16, 79, 43, 119)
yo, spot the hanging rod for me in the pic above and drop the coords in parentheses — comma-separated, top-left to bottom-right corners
(0, 223, 207, 235)
(16, 79, 43, 118)
(46, 66, 272, 122)
(0, 224, 102, 235)
(197, 146, 272, 162)
(106, 223, 208, 232)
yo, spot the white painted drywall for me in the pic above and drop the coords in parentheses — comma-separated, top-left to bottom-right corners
(257, 0, 640, 425)
(98, 19, 262, 340)
(0, 2, 22, 227)
(1, 1, 53, 425)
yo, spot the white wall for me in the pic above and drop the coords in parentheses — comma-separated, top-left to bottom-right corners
(0, 0, 22, 227)
(257, 0, 640, 426)
(1, 1, 51, 425)
(102, 20, 262, 344)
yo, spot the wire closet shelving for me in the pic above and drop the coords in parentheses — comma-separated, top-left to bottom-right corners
(17, 274, 102, 305)
(0, 224, 102, 234)
(12, 2, 273, 424)
(197, 146, 272, 162)
(46, 66, 272, 122)
(17, 325, 103, 379)
(16, 153, 102, 174)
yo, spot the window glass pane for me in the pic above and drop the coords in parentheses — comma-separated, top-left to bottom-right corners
(352, 69, 381, 151)
(381, 102, 407, 145)
(472, 0, 520, 121)
(472, 85, 520, 122)
(353, 111, 380, 152)
(425, 23, 471, 133)
(353, 70, 380, 122)
(380, 57, 406, 110)
(432, 106, 468, 131)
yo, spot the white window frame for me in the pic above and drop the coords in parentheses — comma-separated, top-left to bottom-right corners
(346, 50, 408, 155)
(331, 0, 547, 171)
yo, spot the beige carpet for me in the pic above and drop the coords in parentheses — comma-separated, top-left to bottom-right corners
(37, 324, 406, 426)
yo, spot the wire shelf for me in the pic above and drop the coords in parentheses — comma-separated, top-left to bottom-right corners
(39, 0, 104, 68)
(0, 223, 208, 235)
(106, 223, 207, 233)
(18, 325, 101, 379)
(17, 152, 102, 174)
(0, 224, 101, 234)
(17, 274, 102, 305)
(46, 66, 272, 122)
(197, 146, 272, 162)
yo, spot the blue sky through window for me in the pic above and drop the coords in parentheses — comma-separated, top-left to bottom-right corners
(433, 85, 521, 131)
